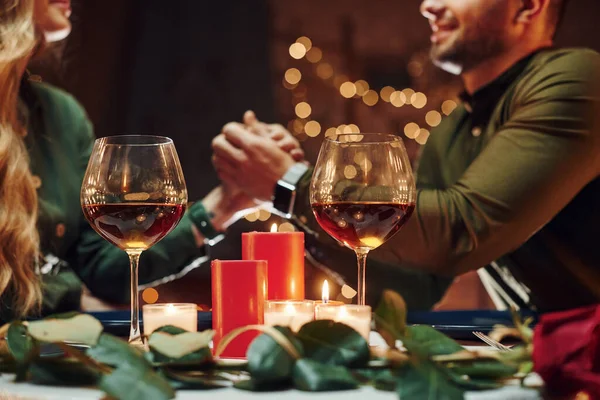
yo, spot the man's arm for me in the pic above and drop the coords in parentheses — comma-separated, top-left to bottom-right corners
(367, 50, 600, 276)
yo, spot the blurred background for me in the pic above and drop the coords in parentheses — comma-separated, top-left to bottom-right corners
(32, 0, 600, 310)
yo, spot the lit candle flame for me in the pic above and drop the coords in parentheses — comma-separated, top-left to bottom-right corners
(322, 280, 329, 304)
(270, 223, 278, 233)
(166, 304, 176, 315)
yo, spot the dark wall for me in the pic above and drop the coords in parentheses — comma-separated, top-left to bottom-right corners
(60, 0, 275, 200)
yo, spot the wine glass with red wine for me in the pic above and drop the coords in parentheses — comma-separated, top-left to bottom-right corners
(81, 135, 187, 345)
(310, 133, 416, 306)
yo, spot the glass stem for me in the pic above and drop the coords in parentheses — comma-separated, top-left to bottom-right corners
(127, 251, 142, 344)
(356, 249, 369, 306)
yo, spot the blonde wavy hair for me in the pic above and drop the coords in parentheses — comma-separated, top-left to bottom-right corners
(0, 0, 42, 317)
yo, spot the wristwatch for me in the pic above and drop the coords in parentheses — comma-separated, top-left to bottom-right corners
(272, 162, 310, 218)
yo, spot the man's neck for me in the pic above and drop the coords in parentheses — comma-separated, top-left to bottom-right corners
(461, 42, 552, 94)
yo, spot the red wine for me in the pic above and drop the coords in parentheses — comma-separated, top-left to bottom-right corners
(82, 203, 186, 251)
(311, 202, 414, 250)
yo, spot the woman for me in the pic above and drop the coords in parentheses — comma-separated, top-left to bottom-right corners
(0, 0, 295, 322)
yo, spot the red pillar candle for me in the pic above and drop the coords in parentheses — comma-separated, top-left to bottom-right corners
(242, 229, 305, 300)
(211, 260, 267, 358)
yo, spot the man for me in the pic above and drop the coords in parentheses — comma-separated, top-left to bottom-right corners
(212, 0, 600, 312)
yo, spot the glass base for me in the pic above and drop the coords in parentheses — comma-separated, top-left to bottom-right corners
(128, 335, 145, 349)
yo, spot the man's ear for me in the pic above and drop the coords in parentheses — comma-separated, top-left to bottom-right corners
(515, 0, 548, 23)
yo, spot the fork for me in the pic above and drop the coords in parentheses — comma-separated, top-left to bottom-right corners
(472, 331, 513, 351)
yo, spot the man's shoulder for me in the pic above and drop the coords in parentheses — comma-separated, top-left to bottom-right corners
(527, 47, 600, 79)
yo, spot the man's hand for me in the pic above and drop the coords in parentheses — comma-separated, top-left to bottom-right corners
(212, 121, 297, 201)
(242, 111, 304, 162)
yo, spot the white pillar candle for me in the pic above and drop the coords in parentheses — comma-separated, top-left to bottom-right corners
(264, 300, 315, 332)
(142, 303, 197, 336)
(315, 304, 372, 340)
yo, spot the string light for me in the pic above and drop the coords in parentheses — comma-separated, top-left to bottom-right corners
(142, 288, 159, 304)
(284, 68, 302, 85)
(296, 36, 312, 51)
(289, 43, 306, 59)
(279, 36, 462, 150)
(295, 102, 312, 119)
(380, 86, 395, 102)
(415, 128, 430, 145)
(258, 209, 272, 221)
(425, 111, 442, 127)
(344, 165, 358, 179)
(355, 80, 369, 96)
(404, 122, 420, 139)
(325, 127, 338, 139)
(390, 91, 407, 107)
(442, 100, 458, 115)
(343, 124, 360, 134)
(402, 88, 415, 104)
(306, 47, 323, 63)
(411, 92, 428, 109)
(340, 82, 357, 98)
(362, 90, 379, 106)
(305, 120, 321, 137)
(316, 63, 334, 79)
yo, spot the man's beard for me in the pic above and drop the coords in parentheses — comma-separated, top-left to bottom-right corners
(430, 22, 509, 75)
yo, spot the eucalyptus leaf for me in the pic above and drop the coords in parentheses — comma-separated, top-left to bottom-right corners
(374, 290, 407, 346)
(292, 359, 358, 392)
(405, 325, 464, 356)
(446, 360, 518, 379)
(100, 360, 175, 400)
(153, 325, 190, 335)
(149, 330, 213, 363)
(30, 359, 100, 386)
(234, 378, 291, 392)
(247, 326, 302, 383)
(28, 314, 103, 346)
(297, 320, 369, 367)
(88, 334, 174, 400)
(397, 364, 464, 400)
(353, 369, 398, 391)
(446, 371, 503, 391)
(7, 322, 38, 381)
(86, 333, 146, 367)
(161, 368, 231, 390)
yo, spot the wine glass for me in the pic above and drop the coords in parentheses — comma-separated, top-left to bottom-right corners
(81, 135, 188, 345)
(310, 133, 416, 306)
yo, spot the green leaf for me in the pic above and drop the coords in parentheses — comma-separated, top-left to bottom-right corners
(161, 368, 232, 390)
(405, 325, 464, 356)
(28, 314, 103, 346)
(353, 369, 398, 391)
(247, 326, 302, 383)
(149, 330, 213, 365)
(446, 360, 518, 380)
(152, 325, 190, 335)
(397, 364, 464, 400)
(87, 334, 175, 400)
(86, 333, 147, 367)
(7, 322, 38, 381)
(44, 311, 82, 320)
(30, 359, 100, 386)
(100, 361, 175, 400)
(446, 371, 502, 391)
(297, 320, 369, 367)
(292, 359, 358, 392)
(234, 378, 291, 392)
(374, 290, 407, 346)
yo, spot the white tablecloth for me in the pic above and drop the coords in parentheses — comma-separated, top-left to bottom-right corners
(0, 375, 541, 400)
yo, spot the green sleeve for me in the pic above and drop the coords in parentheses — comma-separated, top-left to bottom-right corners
(293, 168, 452, 310)
(68, 113, 207, 304)
(384, 50, 600, 275)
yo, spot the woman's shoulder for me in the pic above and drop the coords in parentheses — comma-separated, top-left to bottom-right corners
(28, 81, 89, 125)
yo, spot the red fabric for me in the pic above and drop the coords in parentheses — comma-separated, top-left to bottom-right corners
(533, 304, 600, 398)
